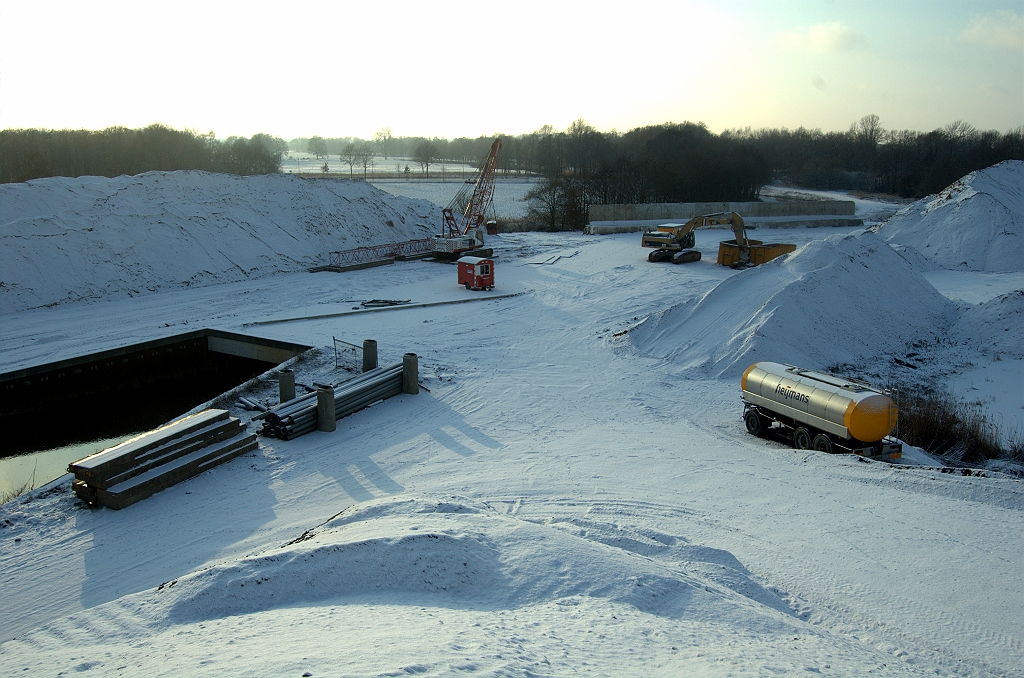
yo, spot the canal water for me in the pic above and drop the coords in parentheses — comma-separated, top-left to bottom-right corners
(1, 434, 137, 499)
(1, 330, 310, 501)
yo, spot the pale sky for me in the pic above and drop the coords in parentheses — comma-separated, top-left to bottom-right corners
(1, 0, 1022, 140)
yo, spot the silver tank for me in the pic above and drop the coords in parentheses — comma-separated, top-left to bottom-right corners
(742, 362, 897, 442)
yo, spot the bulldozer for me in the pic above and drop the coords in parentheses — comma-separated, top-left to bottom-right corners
(641, 212, 795, 268)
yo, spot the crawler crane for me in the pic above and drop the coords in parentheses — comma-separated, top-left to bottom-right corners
(432, 138, 502, 260)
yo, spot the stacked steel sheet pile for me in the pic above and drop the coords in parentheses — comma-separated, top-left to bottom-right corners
(69, 409, 258, 509)
(257, 364, 404, 440)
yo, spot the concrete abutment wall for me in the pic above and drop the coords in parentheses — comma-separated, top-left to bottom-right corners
(588, 200, 856, 222)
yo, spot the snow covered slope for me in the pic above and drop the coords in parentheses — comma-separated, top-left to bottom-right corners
(950, 290, 1024, 360)
(1, 164, 1022, 676)
(875, 160, 1023, 272)
(1, 228, 1021, 677)
(0, 171, 437, 313)
(630, 230, 956, 378)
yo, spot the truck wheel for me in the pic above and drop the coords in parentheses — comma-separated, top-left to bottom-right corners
(812, 434, 834, 454)
(465, 283, 471, 289)
(793, 427, 812, 450)
(744, 410, 767, 437)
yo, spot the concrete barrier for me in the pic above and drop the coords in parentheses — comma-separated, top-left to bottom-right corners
(584, 215, 863, 234)
(588, 200, 855, 222)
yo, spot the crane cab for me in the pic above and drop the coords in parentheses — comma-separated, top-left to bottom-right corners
(457, 256, 495, 290)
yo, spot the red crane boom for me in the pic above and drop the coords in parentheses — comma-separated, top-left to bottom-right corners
(441, 138, 502, 238)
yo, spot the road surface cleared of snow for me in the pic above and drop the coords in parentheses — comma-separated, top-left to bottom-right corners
(1, 167, 1022, 676)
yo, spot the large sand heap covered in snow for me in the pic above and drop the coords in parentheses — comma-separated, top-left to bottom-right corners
(950, 290, 1024, 360)
(630, 230, 956, 377)
(0, 171, 437, 313)
(874, 160, 1023, 272)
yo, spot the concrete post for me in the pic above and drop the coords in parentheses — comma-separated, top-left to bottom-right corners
(362, 339, 378, 373)
(402, 353, 419, 395)
(316, 387, 336, 432)
(279, 369, 295, 403)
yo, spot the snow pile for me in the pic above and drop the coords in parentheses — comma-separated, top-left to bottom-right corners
(163, 496, 793, 623)
(0, 171, 438, 313)
(950, 290, 1024, 359)
(630, 230, 956, 378)
(9, 496, 892, 675)
(874, 160, 1023, 272)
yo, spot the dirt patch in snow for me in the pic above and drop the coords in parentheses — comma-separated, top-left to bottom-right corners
(0, 171, 438, 313)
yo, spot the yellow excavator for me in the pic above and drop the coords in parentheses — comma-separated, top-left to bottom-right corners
(641, 212, 795, 268)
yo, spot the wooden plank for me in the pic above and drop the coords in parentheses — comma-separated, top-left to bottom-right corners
(69, 409, 229, 479)
(95, 434, 258, 510)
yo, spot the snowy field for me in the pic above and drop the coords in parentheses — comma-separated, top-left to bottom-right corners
(0, 163, 1022, 676)
(282, 151, 537, 219)
(370, 178, 537, 220)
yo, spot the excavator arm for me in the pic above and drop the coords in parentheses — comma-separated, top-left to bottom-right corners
(639, 209, 795, 268)
(642, 211, 752, 264)
(724, 212, 752, 267)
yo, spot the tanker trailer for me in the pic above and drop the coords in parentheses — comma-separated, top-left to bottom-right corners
(741, 362, 902, 461)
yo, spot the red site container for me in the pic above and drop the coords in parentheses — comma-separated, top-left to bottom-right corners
(457, 256, 495, 290)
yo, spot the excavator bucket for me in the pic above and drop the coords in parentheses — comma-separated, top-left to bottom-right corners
(717, 240, 796, 267)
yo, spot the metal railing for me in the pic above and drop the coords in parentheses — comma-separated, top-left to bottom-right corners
(327, 239, 434, 267)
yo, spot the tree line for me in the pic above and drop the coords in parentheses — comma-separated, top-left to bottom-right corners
(734, 115, 1024, 199)
(0, 125, 285, 183)
(4, 117, 1021, 231)
(290, 116, 1022, 230)
(509, 116, 1022, 230)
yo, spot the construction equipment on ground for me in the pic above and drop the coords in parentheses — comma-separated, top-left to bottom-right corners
(641, 212, 795, 268)
(741, 362, 902, 461)
(432, 138, 502, 260)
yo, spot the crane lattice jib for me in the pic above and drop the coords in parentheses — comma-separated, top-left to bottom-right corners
(443, 138, 502, 237)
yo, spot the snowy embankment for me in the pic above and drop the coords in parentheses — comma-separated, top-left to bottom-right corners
(1, 166, 1023, 676)
(875, 159, 1023, 273)
(0, 171, 438, 314)
(630, 230, 957, 379)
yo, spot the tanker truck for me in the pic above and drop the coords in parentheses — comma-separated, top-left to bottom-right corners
(741, 362, 902, 461)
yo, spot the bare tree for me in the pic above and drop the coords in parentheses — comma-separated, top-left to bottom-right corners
(525, 177, 562, 230)
(307, 135, 328, 159)
(340, 143, 359, 176)
(413, 140, 439, 176)
(567, 118, 599, 176)
(354, 143, 375, 178)
(373, 127, 394, 159)
(850, 114, 884, 147)
(944, 119, 978, 143)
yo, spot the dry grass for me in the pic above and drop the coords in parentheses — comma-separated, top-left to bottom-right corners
(1, 465, 35, 504)
(894, 385, 1008, 465)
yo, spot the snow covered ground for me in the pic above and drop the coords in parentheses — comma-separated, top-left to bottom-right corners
(1, 165, 1022, 676)
(0, 171, 438, 314)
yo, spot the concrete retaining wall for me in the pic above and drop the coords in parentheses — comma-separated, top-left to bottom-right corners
(588, 200, 855, 222)
(583, 215, 863, 234)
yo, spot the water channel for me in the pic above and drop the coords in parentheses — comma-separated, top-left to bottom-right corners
(0, 329, 310, 499)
